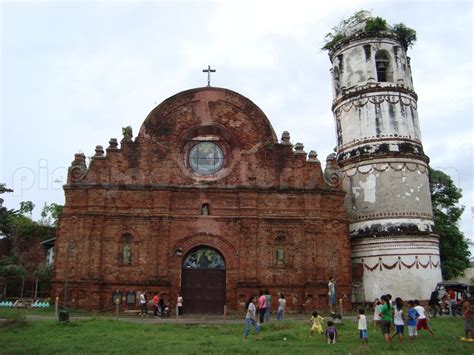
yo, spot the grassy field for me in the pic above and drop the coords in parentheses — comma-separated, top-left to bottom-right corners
(1, 309, 473, 354)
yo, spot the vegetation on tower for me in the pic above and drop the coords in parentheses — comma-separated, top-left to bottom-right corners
(322, 10, 417, 51)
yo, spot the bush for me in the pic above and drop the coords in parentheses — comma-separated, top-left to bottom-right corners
(393, 23, 417, 49)
(364, 17, 388, 32)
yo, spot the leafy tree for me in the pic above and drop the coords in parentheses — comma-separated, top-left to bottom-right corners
(429, 167, 470, 279)
(0, 183, 13, 194)
(39, 203, 63, 227)
(19, 201, 35, 216)
(0, 255, 26, 277)
(392, 23, 417, 49)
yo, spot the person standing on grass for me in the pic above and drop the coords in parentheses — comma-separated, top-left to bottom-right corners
(264, 289, 271, 322)
(310, 310, 325, 337)
(358, 308, 368, 345)
(379, 295, 392, 343)
(258, 290, 266, 323)
(462, 294, 473, 339)
(243, 295, 261, 341)
(177, 293, 184, 317)
(276, 293, 286, 321)
(407, 300, 419, 341)
(414, 299, 434, 336)
(393, 297, 405, 343)
(373, 298, 382, 330)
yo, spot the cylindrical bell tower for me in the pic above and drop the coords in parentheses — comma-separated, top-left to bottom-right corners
(327, 13, 442, 301)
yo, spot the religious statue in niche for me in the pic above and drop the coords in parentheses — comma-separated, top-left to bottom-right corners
(201, 203, 210, 216)
(275, 248, 285, 266)
(123, 243, 131, 265)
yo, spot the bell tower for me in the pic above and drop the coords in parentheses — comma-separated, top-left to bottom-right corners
(326, 12, 442, 300)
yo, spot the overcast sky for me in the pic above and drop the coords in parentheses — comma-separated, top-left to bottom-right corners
(1, 0, 472, 250)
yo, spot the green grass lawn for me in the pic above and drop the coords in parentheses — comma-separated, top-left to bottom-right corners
(1, 309, 473, 354)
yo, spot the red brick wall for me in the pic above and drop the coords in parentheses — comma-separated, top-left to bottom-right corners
(52, 88, 351, 312)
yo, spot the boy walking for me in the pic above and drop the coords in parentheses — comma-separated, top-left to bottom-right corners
(358, 308, 368, 345)
(407, 300, 419, 341)
(414, 300, 434, 336)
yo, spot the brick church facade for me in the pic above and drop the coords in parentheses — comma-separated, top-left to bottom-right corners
(52, 87, 352, 312)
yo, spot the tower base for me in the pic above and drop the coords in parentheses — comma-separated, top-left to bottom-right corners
(352, 235, 442, 302)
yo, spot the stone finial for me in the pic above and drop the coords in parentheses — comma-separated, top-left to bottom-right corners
(108, 138, 118, 149)
(71, 153, 86, 167)
(308, 150, 320, 162)
(69, 152, 87, 182)
(122, 126, 133, 142)
(324, 153, 341, 187)
(294, 142, 306, 154)
(281, 131, 291, 145)
(94, 145, 105, 157)
(326, 153, 336, 162)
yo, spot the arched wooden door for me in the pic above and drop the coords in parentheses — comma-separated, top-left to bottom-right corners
(181, 247, 226, 314)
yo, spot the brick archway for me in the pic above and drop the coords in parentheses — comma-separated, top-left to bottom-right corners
(181, 246, 226, 314)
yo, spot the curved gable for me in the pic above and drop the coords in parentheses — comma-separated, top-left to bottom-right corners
(138, 87, 278, 145)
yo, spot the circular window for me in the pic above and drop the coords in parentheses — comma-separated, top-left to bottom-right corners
(189, 142, 224, 175)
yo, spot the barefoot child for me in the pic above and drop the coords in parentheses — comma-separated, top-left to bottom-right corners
(310, 311, 325, 337)
(325, 321, 337, 344)
(407, 300, 419, 341)
(414, 299, 434, 336)
(393, 297, 405, 343)
(358, 308, 368, 345)
(373, 298, 382, 330)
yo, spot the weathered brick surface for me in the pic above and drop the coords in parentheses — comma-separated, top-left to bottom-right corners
(52, 87, 352, 312)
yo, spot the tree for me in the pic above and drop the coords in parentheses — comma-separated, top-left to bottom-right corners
(429, 167, 470, 280)
(39, 203, 63, 227)
(19, 201, 35, 216)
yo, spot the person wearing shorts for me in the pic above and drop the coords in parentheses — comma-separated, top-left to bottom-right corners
(407, 300, 419, 341)
(414, 300, 434, 336)
(358, 308, 368, 345)
(379, 295, 392, 343)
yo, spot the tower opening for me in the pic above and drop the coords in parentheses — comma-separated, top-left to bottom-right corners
(375, 50, 392, 82)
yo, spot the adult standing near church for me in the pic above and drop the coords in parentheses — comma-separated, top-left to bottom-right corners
(264, 290, 271, 322)
(462, 294, 473, 339)
(328, 278, 336, 312)
(276, 293, 286, 321)
(152, 292, 160, 317)
(140, 291, 148, 316)
(258, 290, 267, 323)
(177, 293, 184, 317)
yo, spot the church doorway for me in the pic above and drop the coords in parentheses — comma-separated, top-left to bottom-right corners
(181, 247, 226, 314)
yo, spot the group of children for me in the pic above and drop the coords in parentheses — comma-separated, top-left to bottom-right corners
(244, 291, 437, 344)
(311, 296, 435, 345)
(368, 295, 433, 344)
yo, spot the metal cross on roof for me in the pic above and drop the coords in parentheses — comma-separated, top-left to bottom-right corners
(202, 65, 216, 87)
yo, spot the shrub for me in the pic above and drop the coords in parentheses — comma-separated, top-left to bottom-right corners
(364, 17, 388, 32)
(393, 23, 417, 49)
